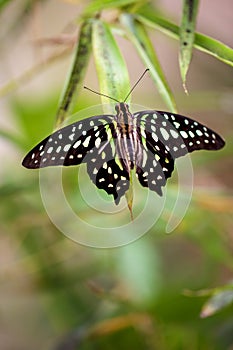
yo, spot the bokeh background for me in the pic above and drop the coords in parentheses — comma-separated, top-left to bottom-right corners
(0, 1, 232, 349)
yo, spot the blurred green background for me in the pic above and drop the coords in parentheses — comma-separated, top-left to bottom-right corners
(0, 1, 233, 349)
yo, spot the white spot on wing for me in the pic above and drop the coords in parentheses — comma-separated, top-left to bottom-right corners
(95, 138, 101, 148)
(196, 130, 203, 136)
(160, 127, 169, 140)
(47, 147, 53, 154)
(189, 131, 195, 138)
(83, 135, 91, 148)
(151, 125, 156, 132)
(180, 131, 188, 139)
(170, 129, 179, 139)
(64, 144, 71, 152)
(56, 146, 61, 153)
(69, 133, 75, 141)
(73, 140, 81, 148)
(152, 133, 158, 142)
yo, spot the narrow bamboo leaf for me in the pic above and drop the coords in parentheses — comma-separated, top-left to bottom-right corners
(0, 48, 72, 98)
(84, 0, 141, 15)
(92, 19, 130, 110)
(56, 19, 92, 126)
(179, 0, 199, 90)
(92, 19, 133, 211)
(121, 14, 177, 112)
(201, 288, 233, 318)
(136, 5, 233, 67)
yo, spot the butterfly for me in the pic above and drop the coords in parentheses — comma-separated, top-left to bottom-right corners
(22, 71, 225, 205)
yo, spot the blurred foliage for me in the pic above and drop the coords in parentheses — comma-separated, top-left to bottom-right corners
(0, 0, 233, 350)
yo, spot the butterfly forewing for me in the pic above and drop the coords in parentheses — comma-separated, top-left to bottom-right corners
(134, 110, 225, 159)
(22, 115, 114, 169)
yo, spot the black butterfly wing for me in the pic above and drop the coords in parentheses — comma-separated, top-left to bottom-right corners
(22, 116, 130, 204)
(86, 134, 130, 204)
(137, 110, 225, 157)
(22, 115, 114, 168)
(134, 110, 225, 195)
(135, 115, 174, 196)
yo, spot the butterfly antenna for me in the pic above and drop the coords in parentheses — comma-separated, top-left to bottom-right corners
(84, 86, 120, 103)
(123, 68, 150, 102)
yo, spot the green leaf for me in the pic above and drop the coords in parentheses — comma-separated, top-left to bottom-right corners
(0, 0, 13, 11)
(116, 239, 162, 303)
(121, 13, 177, 112)
(92, 19, 133, 212)
(0, 128, 25, 149)
(92, 19, 130, 111)
(201, 285, 233, 318)
(179, 0, 199, 89)
(184, 282, 233, 318)
(84, 0, 142, 15)
(11, 94, 59, 148)
(56, 19, 93, 126)
(136, 5, 233, 68)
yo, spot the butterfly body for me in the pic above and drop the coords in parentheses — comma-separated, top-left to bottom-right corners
(22, 102, 225, 204)
(114, 103, 141, 173)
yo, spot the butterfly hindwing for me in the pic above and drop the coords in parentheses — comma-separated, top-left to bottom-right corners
(135, 118, 174, 196)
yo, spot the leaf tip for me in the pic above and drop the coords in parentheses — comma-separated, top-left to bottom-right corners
(182, 81, 189, 95)
(200, 305, 214, 318)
